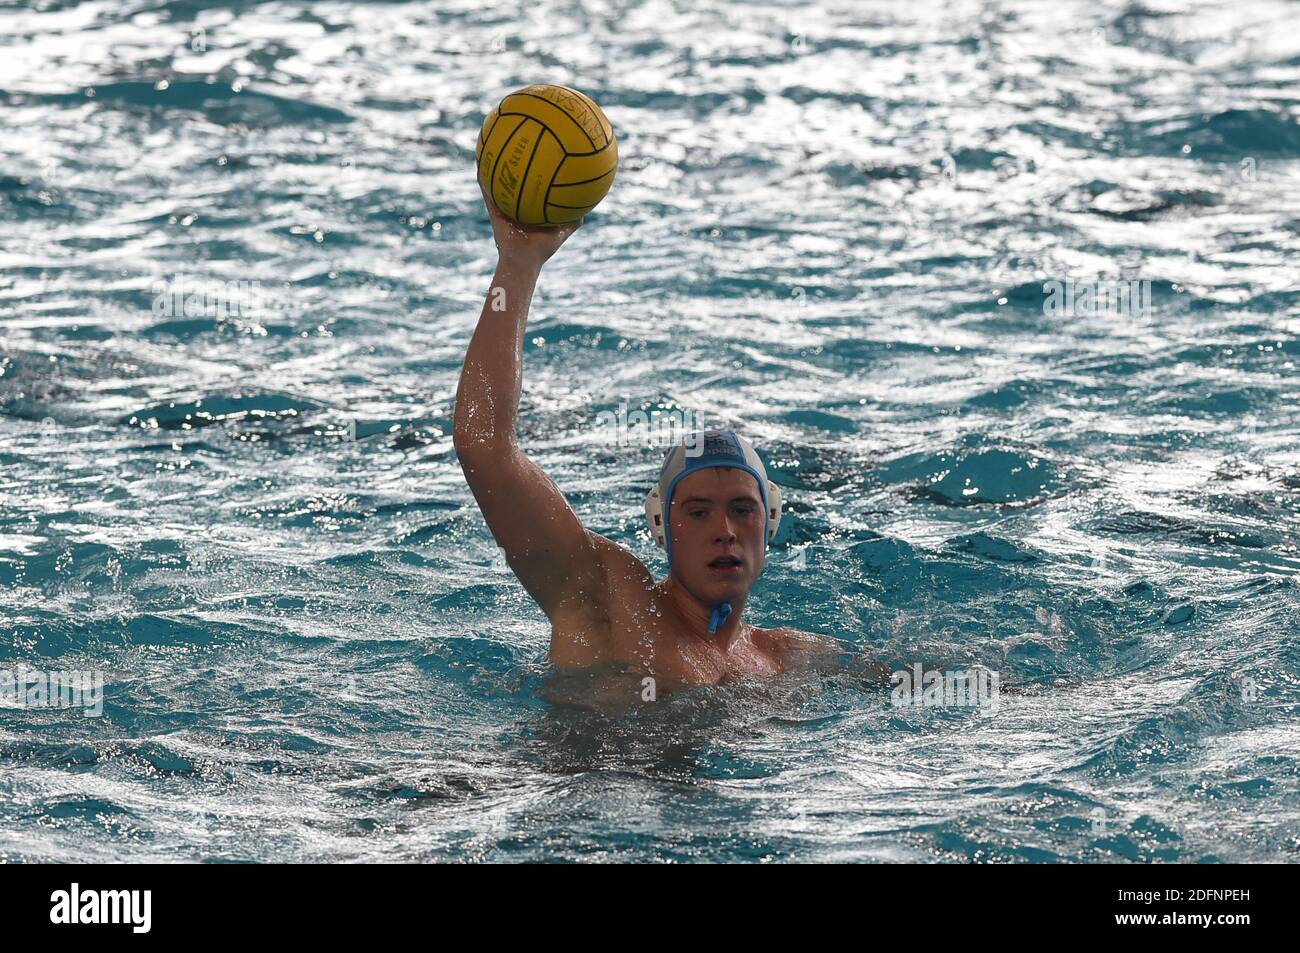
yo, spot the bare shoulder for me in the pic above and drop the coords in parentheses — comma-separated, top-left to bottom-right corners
(589, 532, 655, 585)
(752, 629, 892, 682)
(753, 626, 843, 668)
(582, 531, 660, 626)
(567, 533, 660, 661)
(755, 626, 837, 650)
(546, 532, 651, 669)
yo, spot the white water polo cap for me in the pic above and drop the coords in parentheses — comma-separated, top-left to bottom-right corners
(644, 430, 783, 566)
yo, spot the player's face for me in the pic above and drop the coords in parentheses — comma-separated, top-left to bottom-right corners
(668, 467, 767, 605)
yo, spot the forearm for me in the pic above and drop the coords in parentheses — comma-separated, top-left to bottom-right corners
(453, 259, 541, 454)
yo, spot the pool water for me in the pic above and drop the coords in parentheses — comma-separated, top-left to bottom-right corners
(2, 0, 1298, 862)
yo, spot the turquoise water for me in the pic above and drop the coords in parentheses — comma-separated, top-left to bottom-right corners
(2, 0, 1299, 862)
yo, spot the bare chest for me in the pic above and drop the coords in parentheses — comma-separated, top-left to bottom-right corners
(549, 582, 782, 685)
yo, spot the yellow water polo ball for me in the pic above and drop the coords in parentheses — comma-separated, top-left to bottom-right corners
(476, 83, 618, 226)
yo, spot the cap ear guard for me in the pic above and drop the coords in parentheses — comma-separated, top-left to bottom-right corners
(645, 485, 668, 549)
(764, 480, 783, 541)
(643, 480, 782, 550)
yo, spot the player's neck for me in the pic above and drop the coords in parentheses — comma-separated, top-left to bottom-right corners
(661, 573, 749, 648)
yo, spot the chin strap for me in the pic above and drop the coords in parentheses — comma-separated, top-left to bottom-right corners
(707, 602, 733, 635)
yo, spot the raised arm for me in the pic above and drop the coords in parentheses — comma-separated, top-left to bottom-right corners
(452, 187, 605, 622)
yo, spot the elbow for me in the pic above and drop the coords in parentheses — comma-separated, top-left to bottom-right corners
(452, 426, 514, 467)
(452, 396, 517, 466)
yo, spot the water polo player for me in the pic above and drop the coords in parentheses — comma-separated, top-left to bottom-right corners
(452, 186, 839, 685)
